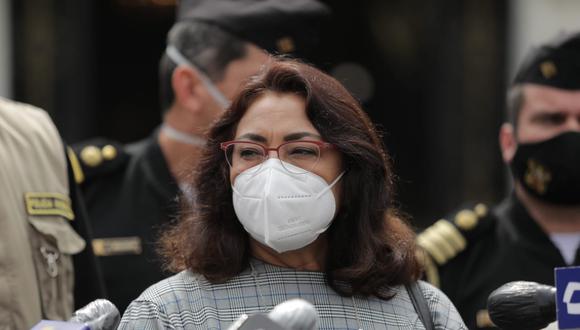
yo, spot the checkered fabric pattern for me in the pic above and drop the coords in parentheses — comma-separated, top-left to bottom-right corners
(119, 259, 466, 329)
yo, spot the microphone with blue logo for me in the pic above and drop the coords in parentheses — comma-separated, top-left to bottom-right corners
(487, 266, 580, 330)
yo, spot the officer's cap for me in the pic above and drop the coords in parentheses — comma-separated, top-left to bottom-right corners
(177, 0, 330, 55)
(514, 31, 580, 89)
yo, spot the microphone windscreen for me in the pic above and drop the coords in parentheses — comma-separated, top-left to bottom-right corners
(268, 298, 319, 330)
(487, 281, 556, 330)
(69, 299, 120, 330)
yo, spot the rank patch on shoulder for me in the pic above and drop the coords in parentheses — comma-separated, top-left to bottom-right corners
(24, 192, 74, 220)
(92, 237, 142, 256)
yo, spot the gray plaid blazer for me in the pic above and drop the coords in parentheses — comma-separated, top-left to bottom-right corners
(119, 259, 466, 329)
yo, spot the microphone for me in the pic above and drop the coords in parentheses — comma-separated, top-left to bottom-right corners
(228, 298, 320, 330)
(69, 299, 120, 330)
(487, 281, 556, 330)
(30, 299, 120, 330)
(268, 299, 319, 330)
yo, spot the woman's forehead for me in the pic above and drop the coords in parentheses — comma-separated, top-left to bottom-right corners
(235, 92, 319, 138)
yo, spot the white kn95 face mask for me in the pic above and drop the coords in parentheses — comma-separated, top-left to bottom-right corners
(232, 158, 345, 253)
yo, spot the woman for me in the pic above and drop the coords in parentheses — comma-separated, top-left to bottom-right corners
(119, 58, 466, 329)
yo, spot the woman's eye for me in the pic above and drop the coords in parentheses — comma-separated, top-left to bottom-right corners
(289, 147, 318, 156)
(239, 148, 262, 159)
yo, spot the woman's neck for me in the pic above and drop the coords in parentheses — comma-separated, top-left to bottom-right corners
(250, 237, 327, 271)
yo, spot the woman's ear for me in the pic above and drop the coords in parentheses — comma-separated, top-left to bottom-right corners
(499, 123, 517, 164)
(171, 66, 204, 115)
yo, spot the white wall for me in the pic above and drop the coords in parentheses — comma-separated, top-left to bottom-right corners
(0, 0, 11, 98)
(508, 0, 580, 81)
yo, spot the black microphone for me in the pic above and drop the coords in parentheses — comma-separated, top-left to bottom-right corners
(487, 281, 556, 330)
(228, 298, 320, 330)
(69, 299, 121, 330)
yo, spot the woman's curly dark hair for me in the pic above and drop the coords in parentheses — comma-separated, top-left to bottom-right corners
(159, 57, 421, 298)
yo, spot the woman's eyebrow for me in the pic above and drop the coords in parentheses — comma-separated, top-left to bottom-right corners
(283, 132, 322, 141)
(236, 133, 267, 143)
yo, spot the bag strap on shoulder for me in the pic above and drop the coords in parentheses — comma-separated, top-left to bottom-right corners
(406, 281, 435, 330)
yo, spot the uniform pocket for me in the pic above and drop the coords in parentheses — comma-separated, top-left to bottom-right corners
(27, 214, 86, 320)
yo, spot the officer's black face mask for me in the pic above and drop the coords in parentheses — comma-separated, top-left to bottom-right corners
(510, 131, 580, 205)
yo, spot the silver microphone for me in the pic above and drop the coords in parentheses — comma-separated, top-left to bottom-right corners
(228, 298, 320, 330)
(268, 299, 319, 330)
(69, 299, 121, 330)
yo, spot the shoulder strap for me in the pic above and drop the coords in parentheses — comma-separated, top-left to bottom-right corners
(406, 281, 435, 330)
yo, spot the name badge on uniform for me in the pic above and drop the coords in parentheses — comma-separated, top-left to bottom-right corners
(92, 237, 142, 256)
(24, 192, 75, 220)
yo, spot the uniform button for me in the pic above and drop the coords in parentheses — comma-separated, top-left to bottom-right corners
(474, 203, 488, 217)
(101, 144, 117, 160)
(276, 36, 295, 53)
(80, 146, 103, 167)
(454, 210, 478, 231)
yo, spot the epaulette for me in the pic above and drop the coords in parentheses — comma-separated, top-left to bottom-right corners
(416, 203, 495, 287)
(69, 138, 130, 185)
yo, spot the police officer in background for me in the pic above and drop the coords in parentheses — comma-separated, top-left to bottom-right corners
(417, 31, 580, 329)
(0, 98, 104, 329)
(73, 0, 330, 313)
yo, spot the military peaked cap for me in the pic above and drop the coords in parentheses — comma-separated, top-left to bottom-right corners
(514, 30, 580, 89)
(177, 0, 330, 54)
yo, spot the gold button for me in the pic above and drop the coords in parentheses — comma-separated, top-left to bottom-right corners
(80, 146, 103, 167)
(102, 144, 117, 160)
(476, 309, 495, 328)
(454, 210, 478, 231)
(276, 37, 295, 53)
(540, 60, 557, 79)
(92, 239, 105, 257)
(474, 203, 488, 217)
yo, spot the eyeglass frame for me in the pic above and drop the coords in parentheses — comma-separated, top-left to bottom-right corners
(220, 140, 336, 173)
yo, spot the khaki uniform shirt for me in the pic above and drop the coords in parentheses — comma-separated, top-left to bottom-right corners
(0, 98, 86, 329)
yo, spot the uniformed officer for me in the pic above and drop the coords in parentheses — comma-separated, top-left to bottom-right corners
(73, 0, 330, 313)
(417, 31, 580, 329)
(0, 98, 104, 329)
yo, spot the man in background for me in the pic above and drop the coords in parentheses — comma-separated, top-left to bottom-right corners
(73, 0, 329, 312)
(417, 31, 580, 329)
(0, 98, 104, 329)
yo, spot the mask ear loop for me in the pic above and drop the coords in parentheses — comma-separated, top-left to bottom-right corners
(165, 45, 231, 110)
(160, 123, 207, 147)
(315, 171, 346, 199)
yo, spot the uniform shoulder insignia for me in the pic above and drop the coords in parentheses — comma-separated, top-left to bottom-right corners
(417, 202, 495, 287)
(71, 138, 129, 184)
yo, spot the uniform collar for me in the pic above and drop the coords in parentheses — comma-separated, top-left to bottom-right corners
(496, 193, 568, 264)
(139, 129, 180, 203)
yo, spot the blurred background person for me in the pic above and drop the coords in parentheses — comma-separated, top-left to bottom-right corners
(120, 57, 467, 330)
(417, 31, 580, 329)
(0, 98, 104, 329)
(70, 0, 329, 312)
